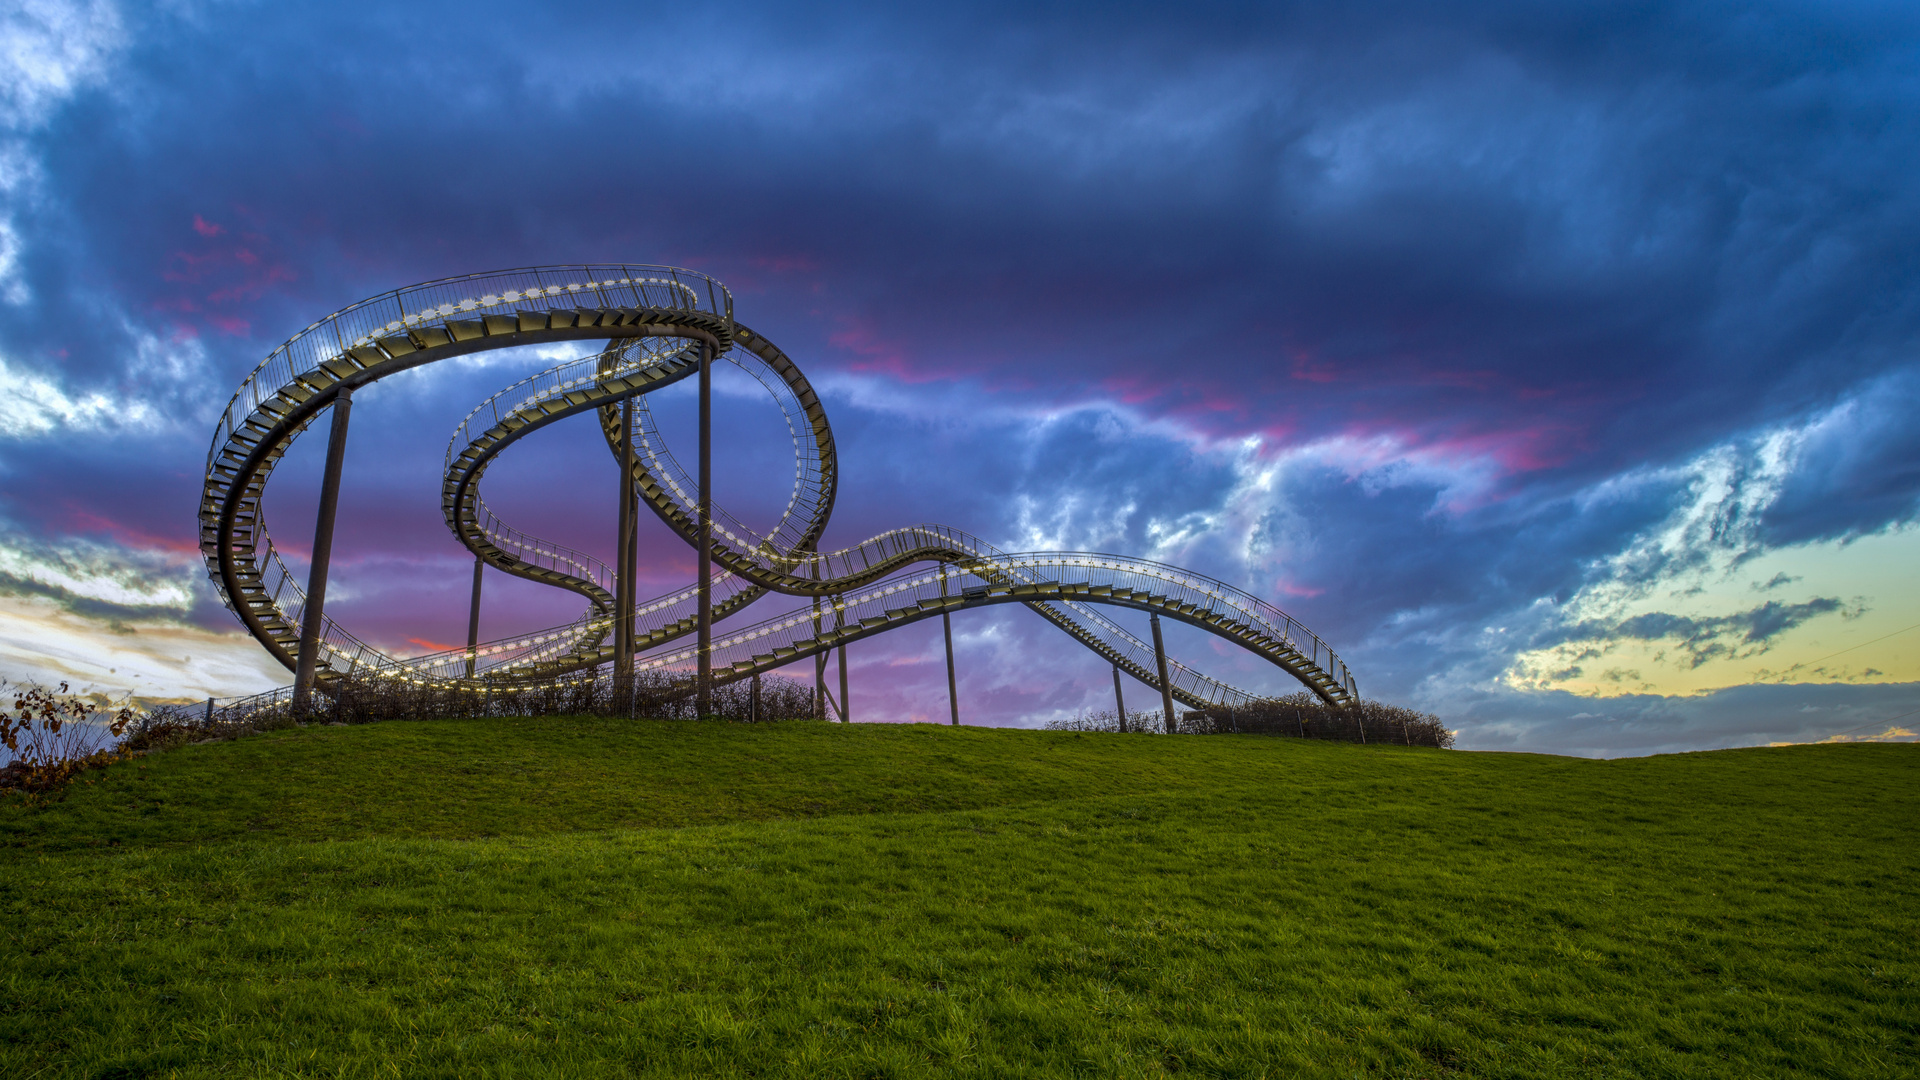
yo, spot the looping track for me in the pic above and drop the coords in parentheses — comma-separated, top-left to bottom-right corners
(200, 265, 1358, 710)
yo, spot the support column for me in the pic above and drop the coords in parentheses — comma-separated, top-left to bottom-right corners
(941, 568, 959, 726)
(813, 617, 826, 717)
(836, 602, 850, 723)
(622, 400, 639, 714)
(1150, 612, 1176, 734)
(1111, 664, 1127, 733)
(614, 397, 636, 706)
(465, 554, 484, 678)
(697, 341, 712, 717)
(749, 671, 761, 723)
(293, 386, 353, 714)
(812, 562, 826, 719)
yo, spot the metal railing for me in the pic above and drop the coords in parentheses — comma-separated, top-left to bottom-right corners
(207, 264, 732, 479)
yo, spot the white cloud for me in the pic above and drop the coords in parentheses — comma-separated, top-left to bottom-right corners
(0, 353, 160, 437)
(0, 592, 285, 704)
(0, 0, 124, 129)
(0, 531, 196, 609)
(0, 0, 126, 303)
(0, 530, 284, 709)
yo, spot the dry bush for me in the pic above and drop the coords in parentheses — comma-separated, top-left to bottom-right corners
(203, 669, 826, 731)
(0, 681, 136, 797)
(1044, 708, 1170, 733)
(4, 668, 828, 796)
(1189, 692, 1454, 748)
(1045, 691, 1453, 747)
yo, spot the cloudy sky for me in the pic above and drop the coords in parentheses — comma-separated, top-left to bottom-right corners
(1, 0, 1916, 755)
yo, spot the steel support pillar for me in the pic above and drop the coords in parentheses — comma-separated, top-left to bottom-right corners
(1150, 612, 1176, 733)
(749, 671, 761, 723)
(465, 554, 484, 678)
(696, 342, 712, 717)
(621, 401, 639, 713)
(292, 386, 353, 714)
(941, 568, 959, 725)
(836, 603, 850, 723)
(614, 397, 636, 705)
(812, 603, 826, 718)
(1112, 664, 1127, 732)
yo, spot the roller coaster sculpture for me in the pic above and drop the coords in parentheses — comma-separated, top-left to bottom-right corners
(199, 265, 1357, 724)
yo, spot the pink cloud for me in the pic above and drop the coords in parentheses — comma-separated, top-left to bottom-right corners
(831, 316, 957, 384)
(1272, 578, 1326, 599)
(61, 507, 202, 559)
(406, 636, 460, 654)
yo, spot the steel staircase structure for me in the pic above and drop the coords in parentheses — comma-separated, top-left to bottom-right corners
(200, 265, 1358, 712)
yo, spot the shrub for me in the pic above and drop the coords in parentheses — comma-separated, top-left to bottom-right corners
(1044, 708, 1167, 733)
(1047, 695, 1450, 746)
(1189, 693, 1455, 748)
(199, 669, 827, 730)
(0, 681, 136, 797)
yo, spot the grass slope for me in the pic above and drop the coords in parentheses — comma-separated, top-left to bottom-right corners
(1, 718, 1914, 1078)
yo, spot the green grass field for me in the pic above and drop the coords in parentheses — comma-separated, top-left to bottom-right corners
(2, 718, 1914, 1078)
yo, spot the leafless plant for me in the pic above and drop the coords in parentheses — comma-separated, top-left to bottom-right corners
(0, 680, 136, 798)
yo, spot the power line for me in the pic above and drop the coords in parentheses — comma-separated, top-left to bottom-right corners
(1766, 620, 1920, 682)
(1823, 705, 1920, 740)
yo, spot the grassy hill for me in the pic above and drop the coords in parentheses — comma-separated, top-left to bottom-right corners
(1, 718, 1913, 1078)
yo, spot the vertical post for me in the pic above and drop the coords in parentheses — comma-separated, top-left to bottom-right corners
(465, 554, 484, 678)
(813, 613, 826, 716)
(1111, 664, 1127, 733)
(812, 563, 826, 720)
(203, 697, 214, 727)
(293, 386, 353, 713)
(614, 397, 636, 705)
(1150, 612, 1176, 734)
(622, 415, 639, 713)
(941, 568, 959, 726)
(750, 671, 761, 723)
(836, 602, 850, 723)
(697, 341, 712, 717)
